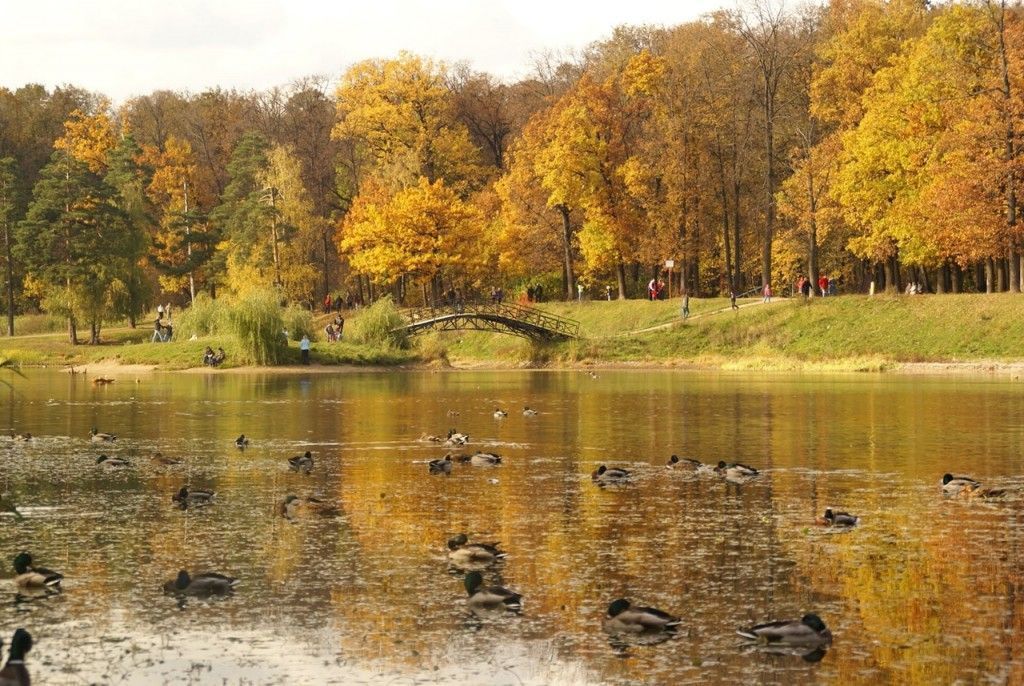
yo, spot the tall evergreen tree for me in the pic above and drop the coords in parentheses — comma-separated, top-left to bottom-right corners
(0, 157, 18, 335)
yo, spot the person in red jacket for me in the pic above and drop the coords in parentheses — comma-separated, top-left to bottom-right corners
(818, 274, 829, 297)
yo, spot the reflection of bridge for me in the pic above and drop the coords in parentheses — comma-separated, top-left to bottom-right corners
(400, 303, 580, 341)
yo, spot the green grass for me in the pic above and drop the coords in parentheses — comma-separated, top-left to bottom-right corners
(3, 293, 1024, 370)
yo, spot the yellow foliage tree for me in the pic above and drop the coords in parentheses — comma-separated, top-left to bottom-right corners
(54, 108, 116, 174)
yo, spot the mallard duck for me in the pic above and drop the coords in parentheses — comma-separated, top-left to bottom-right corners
(447, 534, 507, 566)
(493, 408, 508, 419)
(940, 473, 1005, 498)
(150, 451, 181, 466)
(172, 487, 215, 507)
(445, 430, 469, 447)
(278, 494, 340, 518)
(592, 465, 631, 484)
(603, 598, 681, 633)
(90, 427, 116, 442)
(817, 508, 859, 527)
(738, 614, 832, 645)
(470, 452, 502, 466)
(464, 571, 521, 611)
(96, 454, 129, 468)
(288, 451, 314, 473)
(8, 432, 31, 442)
(0, 628, 32, 686)
(715, 461, 759, 480)
(234, 434, 249, 449)
(428, 454, 453, 474)
(667, 454, 706, 471)
(522, 407, 538, 416)
(162, 570, 238, 596)
(12, 552, 62, 589)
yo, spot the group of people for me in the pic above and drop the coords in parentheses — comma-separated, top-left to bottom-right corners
(489, 287, 505, 304)
(202, 346, 226, 367)
(905, 281, 926, 295)
(151, 303, 173, 343)
(324, 315, 345, 342)
(322, 293, 354, 313)
(647, 278, 667, 301)
(524, 284, 545, 302)
(795, 274, 836, 298)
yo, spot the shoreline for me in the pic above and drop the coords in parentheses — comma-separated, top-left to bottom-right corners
(28, 356, 1024, 379)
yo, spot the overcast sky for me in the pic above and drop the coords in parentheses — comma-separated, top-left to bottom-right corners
(2, 0, 727, 103)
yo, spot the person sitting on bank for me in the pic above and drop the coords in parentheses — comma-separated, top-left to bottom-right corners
(211, 347, 226, 366)
(324, 323, 336, 342)
(334, 315, 345, 338)
(203, 346, 215, 366)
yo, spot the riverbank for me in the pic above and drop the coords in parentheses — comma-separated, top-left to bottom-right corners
(2, 293, 1024, 375)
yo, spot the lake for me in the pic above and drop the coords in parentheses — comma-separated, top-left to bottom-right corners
(1, 368, 1022, 684)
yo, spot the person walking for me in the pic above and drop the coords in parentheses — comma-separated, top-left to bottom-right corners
(730, 290, 739, 310)
(300, 335, 311, 365)
(762, 283, 772, 303)
(818, 274, 829, 297)
(577, 282, 584, 302)
(648, 278, 657, 301)
(682, 292, 690, 319)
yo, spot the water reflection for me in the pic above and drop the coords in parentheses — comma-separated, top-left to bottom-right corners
(1, 369, 1023, 683)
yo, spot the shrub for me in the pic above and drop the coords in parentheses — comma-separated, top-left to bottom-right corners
(350, 296, 409, 349)
(176, 293, 226, 339)
(283, 305, 315, 342)
(227, 288, 285, 365)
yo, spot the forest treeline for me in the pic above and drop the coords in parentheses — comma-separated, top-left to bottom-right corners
(0, 0, 1021, 342)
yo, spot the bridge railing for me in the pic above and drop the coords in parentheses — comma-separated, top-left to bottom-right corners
(403, 302, 580, 339)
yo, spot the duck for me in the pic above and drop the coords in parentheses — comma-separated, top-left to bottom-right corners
(715, 460, 759, 480)
(287, 451, 314, 473)
(493, 408, 508, 419)
(96, 454, 129, 468)
(464, 571, 522, 611)
(816, 508, 859, 527)
(419, 433, 443, 443)
(667, 454, 707, 471)
(445, 430, 469, 447)
(522, 407, 538, 416)
(603, 598, 681, 634)
(0, 629, 32, 686)
(278, 494, 340, 518)
(172, 487, 215, 508)
(428, 454, 453, 474)
(162, 570, 238, 596)
(92, 377, 114, 385)
(469, 451, 502, 466)
(592, 465, 631, 484)
(150, 451, 181, 466)
(941, 473, 1005, 498)
(737, 614, 832, 646)
(8, 432, 31, 442)
(12, 552, 62, 589)
(447, 534, 507, 566)
(90, 427, 116, 443)
(234, 434, 249, 449)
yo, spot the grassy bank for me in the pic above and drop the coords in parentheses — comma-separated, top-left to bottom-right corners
(2, 293, 1023, 371)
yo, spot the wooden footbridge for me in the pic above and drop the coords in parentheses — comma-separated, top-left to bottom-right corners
(400, 302, 579, 341)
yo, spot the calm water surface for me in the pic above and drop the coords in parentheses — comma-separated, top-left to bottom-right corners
(1, 369, 1023, 685)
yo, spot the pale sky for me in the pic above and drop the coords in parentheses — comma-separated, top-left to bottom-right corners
(2, 0, 727, 102)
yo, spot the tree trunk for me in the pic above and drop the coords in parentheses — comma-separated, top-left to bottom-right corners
(936, 262, 948, 294)
(883, 260, 895, 293)
(715, 143, 732, 292)
(322, 230, 331, 302)
(986, 259, 995, 293)
(557, 204, 575, 301)
(951, 263, 961, 293)
(68, 317, 77, 345)
(616, 261, 626, 300)
(3, 221, 12, 336)
(761, 98, 775, 289)
(1010, 248, 1020, 293)
(997, 259, 1007, 292)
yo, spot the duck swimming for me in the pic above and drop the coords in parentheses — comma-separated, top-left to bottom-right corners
(150, 451, 182, 466)
(162, 570, 238, 596)
(8, 432, 31, 442)
(592, 465, 631, 484)
(603, 598, 681, 634)
(463, 571, 522, 611)
(715, 461, 759, 481)
(172, 487, 215, 508)
(447, 534, 507, 567)
(469, 452, 502, 466)
(667, 455, 710, 472)
(941, 473, 1005, 498)
(12, 552, 62, 589)
(737, 614, 832, 646)
(522, 407, 538, 416)
(278, 494, 340, 518)
(234, 434, 249, 448)
(90, 428, 116, 443)
(0, 628, 32, 686)
(445, 430, 469, 447)
(817, 508, 859, 527)
(428, 454, 453, 474)
(493, 408, 508, 419)
(288, 451, 314, 473)
(96, 454, 129, 468)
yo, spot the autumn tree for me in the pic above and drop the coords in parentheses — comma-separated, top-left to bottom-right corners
(0, 158, 16, 335)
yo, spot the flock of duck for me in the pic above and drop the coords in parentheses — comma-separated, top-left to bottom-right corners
(1, 408, 1013, 681)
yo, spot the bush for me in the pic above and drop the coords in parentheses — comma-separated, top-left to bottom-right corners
(350, 296, 409, 349)
(176, 293, 226, 339)
(283, 305, 315, 342)
(227, 289, 285, 365)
